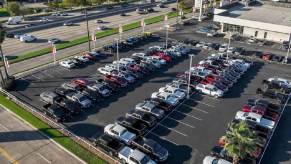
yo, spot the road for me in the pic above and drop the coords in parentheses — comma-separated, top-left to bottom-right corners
(2, 3, 176, 57)
(0, 107, 84, 164)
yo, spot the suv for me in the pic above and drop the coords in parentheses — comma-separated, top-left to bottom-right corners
(116, 117, 148, 135)
(61, 82, 81, 91)
(126, 110, 157, 127)
(65, 92, 92, 108)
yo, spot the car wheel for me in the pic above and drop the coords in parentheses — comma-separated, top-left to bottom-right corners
(121, 159, 126, 164)
(109, 151, 113, 157)
(214, 95, 218, 99)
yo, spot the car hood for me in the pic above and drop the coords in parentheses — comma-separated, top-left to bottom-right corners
(121, 131, 136, 142)
(152, 108, 165, 117)
(174, 91, 186, 99)
(80, 99, 91, 107)
(166, 96, 179, 105)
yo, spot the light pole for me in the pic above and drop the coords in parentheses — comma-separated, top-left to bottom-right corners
(226, 31, 232, 60)
(165, 24, 169, 50)
(198, 0, 203, 22)
(187, 54, 194, 99)
(115, 38, 120, 73)
(283, 33, 291, 64)
(176, 0, 179, 25)
(84, 8, 91, 51)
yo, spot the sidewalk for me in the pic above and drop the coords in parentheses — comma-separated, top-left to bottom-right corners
(0, 107, 84, 164)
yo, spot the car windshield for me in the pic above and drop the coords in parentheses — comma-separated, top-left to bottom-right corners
(140, 156, 151, 164)
(79, 96, 87, 102)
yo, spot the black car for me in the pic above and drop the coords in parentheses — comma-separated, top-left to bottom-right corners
(42, 104, 70, 122)
(80, 88, 101, 102)
(6, 33, 14, 38)
(57, 99, 82, 115)
(54, 87, 72, 97)
(126, 110, 157, 127)
(94, 134, 125, 157)
(270, 55, 284, 62)
(120, 13, 126, 16)
(116, 116, 148, 135)
(145, 98, 173, 112)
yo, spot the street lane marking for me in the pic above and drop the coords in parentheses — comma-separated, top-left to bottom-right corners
(167, 116, 195, 129)
(181, 104, 209, 114)
(148, 132, 179, 146)
(174, 110, 202, 121)
(191, 99, 215, 108)
(0, 146, 18, 164)
(157, 123, 188, 137)
(36, 153, 51, 164)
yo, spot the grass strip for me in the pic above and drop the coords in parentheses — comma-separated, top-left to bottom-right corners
(8, 8, 191, 65)
(0, 94, 106, 164)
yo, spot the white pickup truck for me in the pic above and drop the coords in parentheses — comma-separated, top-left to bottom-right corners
(118, 146, 156, 164)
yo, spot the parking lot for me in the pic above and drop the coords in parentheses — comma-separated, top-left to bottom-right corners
(9, 25, 291, 163)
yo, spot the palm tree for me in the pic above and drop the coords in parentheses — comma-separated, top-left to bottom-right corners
(223, 121, 258, 164)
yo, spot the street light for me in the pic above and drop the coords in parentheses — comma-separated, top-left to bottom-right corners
(283, 33, 291, 64)
(84, 8, 91, 51)
(226, 31, 232, 61)
(187, 54, 194, 99)
(198, 0, 203, 22)
(165, 24, 170, 50)
(114, 38, 120, 73)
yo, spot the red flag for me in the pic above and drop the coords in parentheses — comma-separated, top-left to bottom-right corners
(164, 15, 168, 21)
(91, 34, 96, 41)
(4, 56, 9, 68)
(52, 44, 56, 54)
(119, 24, 123, 34)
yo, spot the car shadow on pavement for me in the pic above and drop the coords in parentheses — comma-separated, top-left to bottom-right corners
(223, 61, 264, 99)
(260, 103, 291, 164)
(66, 123, 104, 139)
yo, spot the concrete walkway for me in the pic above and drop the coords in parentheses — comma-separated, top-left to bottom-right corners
(0, 107, 85, 164)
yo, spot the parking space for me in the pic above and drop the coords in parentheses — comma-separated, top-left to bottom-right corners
(8, 24, 291, 164)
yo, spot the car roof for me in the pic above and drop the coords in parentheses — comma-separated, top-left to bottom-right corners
(41, 91, 57, 97)
(131, 149, 146, 161)
(158, 92, 171, 97)
(112, 124, 126, 133)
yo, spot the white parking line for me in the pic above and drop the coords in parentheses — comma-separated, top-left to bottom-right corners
(148, 132, 179, 146)
(31, 74, 42, 80)
(36, 153, 51, 164)
(167, 116, 195, 129)
(192, 99, 215, 108)
(182, 104, 209, 114)
(174, 110, 202, 121)
(158, 123, 188, 137)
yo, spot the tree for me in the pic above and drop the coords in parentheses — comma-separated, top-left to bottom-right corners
(223, 121, 258, 164)
(178, 0, 187, 10)
(63, 0, 76, 8)
(7, 2, 21, 16)
(91, 0, 106, 5)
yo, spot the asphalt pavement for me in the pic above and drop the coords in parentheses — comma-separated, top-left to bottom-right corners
(7, 23, 291, 164)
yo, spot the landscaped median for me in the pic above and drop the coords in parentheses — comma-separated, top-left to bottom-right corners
(0, 93, 108, 164)
(7, 8, 191, 65)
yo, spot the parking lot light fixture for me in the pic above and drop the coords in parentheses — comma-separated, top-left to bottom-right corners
(226, 31, 232, 60)
(283, 33, 291, 64)
(165, 24, 170, 50)
(198, 0, 203, 22)
(114, 38, 120, 73)
(187, 54, 194, 99)
(84, 8, 91, 52)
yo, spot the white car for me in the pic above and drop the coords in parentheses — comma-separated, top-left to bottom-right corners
(132, 52, 147, 58)
(268, 77, 291, 88)
(74, 55, 90, 63)
(120, 58, 136, 65)
(203, 156, 231, 164)
(218, 44, 228, 52)
(159, 86, 186, 100)
(104, 124, 136, 144)
(20, 34, 36, 42)
(146, 56, 166, 65)
(195, 84, 224, 98)
(97, 67, 116, 75)
(151, 92, 179, 106)
(59, 60, 76, 68)
(235, 111, 275, 129)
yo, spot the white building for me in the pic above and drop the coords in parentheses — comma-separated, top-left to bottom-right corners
(213, 2, 291, 43)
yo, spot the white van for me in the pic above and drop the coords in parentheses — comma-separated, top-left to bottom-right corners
(20, 34, 36, 42)
(7, 16, 22, 25)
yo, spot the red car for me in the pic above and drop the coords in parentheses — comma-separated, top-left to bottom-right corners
(242, 105, 266, 115)
(104, 75, 128, 87)
(152, 52, 172, 62)
(261, 52, 272, 61)
(127, 64, 141, 72)
(84, 52, 98, 61)
(71, 78, 92, 88)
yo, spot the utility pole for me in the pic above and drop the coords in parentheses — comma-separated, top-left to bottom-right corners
(283, 33, 291, 64)
(226, 31, 231, 60)
(198, 0, 203, 21)
(176, 0, 179, 25)
(187, 54, 194, 99)
(115, 38, 120, 73)
(165, 24, 169, 50)
(85, 8, 91, 51)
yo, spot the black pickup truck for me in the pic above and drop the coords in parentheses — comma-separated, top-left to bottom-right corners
(93, 134, 125, 157)
(116, 117, 148, 136)
(42, 104, 70, 122)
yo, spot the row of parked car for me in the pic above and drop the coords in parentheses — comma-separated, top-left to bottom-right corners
(174, 53, 251, 98)
(203, 97, 282, 164)
(94, 43, 191, 164)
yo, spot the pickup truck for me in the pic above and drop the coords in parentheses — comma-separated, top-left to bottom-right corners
(65, 92, 92, 108)
(116, 117, 148, 135)
(126, 110, 157, 127)
(104, 123, 136, 145)
(132, 137, 168, 162)
(93, 134, 125, 157)
(118, 146, 156, 164)
(42, 104, 70, 122)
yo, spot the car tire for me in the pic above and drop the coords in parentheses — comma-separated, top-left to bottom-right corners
(214, 95, 218, 99)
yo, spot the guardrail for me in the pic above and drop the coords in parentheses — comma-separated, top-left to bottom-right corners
(0, 88, 120, 164)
